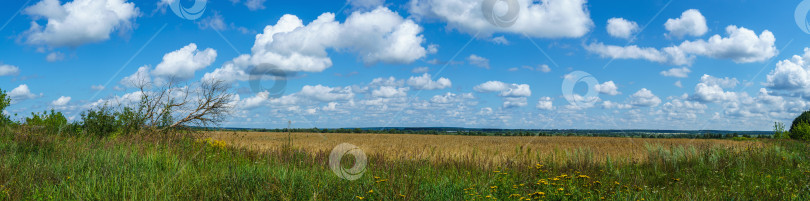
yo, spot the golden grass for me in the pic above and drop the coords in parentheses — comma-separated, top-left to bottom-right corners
(200, 131, 763, 165)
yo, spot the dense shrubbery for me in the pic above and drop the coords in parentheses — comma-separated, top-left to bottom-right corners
(789, 111, 810, 141)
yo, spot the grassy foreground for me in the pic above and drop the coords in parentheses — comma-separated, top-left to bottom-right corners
(0, 128, 809, 200)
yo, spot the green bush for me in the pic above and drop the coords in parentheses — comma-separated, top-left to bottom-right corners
(81, 106, 119, 137)
(24, 110, 70, 135)
(789, 111, 810, 140)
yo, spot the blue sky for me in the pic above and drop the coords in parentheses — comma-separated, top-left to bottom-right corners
(2, 0, 810, 130)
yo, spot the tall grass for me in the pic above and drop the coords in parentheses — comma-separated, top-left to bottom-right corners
(0, 126, 808, 200)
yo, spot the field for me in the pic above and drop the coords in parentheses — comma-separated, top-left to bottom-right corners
(200, 131, 764, 165)
(1, 127, 809, 200)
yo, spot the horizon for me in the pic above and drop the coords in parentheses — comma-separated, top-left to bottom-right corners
(3, 0, 810, 130)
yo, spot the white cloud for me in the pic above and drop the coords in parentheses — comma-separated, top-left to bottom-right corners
(660, 67, 691, 78)
(205, 7, 430, 83)
(371, 86, 408, 98)
(764, 48, 810, 93)
(298, 85, 354, 102)
(492, 36, 509, 45)
(628, 88, 661, 107)
(601, 100, 631, 109)
(664, 9, 708, 38)
(475, 81, 531, 108)
(691, 74, 740, 103)
(536, 97, 554, 110)
(662, 98, 706, 120)
(699, 74, 738, 88)
(0, 64, 20, 76)
(594, 81, 620, 95)
(585, 26, 777, 65)
(91, 85, 105, 91)
(46, 51, 65, 62)
(411, 66, 429, 73)
(606, 18, 638, 39)
(467, 54, 490, 69)
(198, 12, 227, 31)
(51, 96, 71, 106)
(23, 0, 139, 47)
(474, 81, 531, 97)
(537, 64, 551, 73)
(120, 65, 151, 87)
(152, 43, 217, 80)
(406, 73, 451, 90)
(9, 84, 41, 103)
(348, 0, 384, 10)
(408, 0, 593, 38)
(674, 80, 683, 88)
(503, 97, 528, 108)
(245, 0, 267, 11)
(240, 91, 270, 109)
(430, 92, 474, 104)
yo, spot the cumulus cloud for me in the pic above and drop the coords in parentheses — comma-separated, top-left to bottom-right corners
(406, 73, 451, 90)
(298, 85, 354, 102)
(0, 64, 20, 76)
(51, 96, 71, 106)
(474, 81, 531, 97)
(536, 97, 554, 110)
(240, 91, 270, 109)
(120, 66, 151, 88)
(23, 0, 139, 47)
(204, 7, 430, 82)
(664, 9, 708, 38)
(660, 67, 691, 78)
(503, 97, 528, 108)
(594, 81, 620, 95)
(601, 100, 631, 109)
(628, 88, 661, 107)
(606, 18, 638, 39)
(585, 26, 777, 65)
(9, 84, 41, 103)
(764, 48, 810, 94)
(691, 74, 741, 103)
(474, 81, 531, 108)
(371, 86, 408, 98)
(662, 97, 707, 120)
(430, 92, 474, 104)
(152, 43, 217, 80)
(408, 0, 593, 38)
(467, 54, 490, 69)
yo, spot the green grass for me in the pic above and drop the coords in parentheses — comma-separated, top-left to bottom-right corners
(0, 127, 809, 200)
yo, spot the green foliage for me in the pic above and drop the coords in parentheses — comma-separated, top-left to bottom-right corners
(789, 111, 810, 141)
(0, 88, 11, 125)
(80, 106, 118, 137)
(24, 110, 69, 135)
(773, 122, 788, 139)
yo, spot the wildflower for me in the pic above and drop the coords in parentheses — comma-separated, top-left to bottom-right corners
(578, 175, 590, 179)
(557, 188, 564, 191)
(356, 196, 364, 200)
(368, 189, 374, 193)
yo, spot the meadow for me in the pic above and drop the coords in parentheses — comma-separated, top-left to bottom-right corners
(1, 125, 809, 200)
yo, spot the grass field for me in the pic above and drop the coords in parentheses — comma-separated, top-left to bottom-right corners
(1, 127, 809, 200)
(200, 131, 764, 165)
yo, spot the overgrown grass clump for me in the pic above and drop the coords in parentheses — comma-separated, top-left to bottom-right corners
(0, 124, 809, 200)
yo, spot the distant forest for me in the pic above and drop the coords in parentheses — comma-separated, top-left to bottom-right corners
(200, 127, 772, 139)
